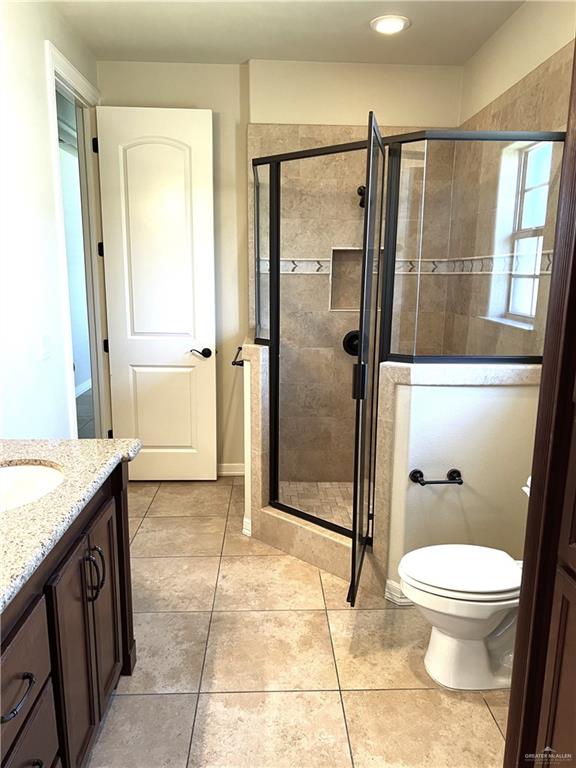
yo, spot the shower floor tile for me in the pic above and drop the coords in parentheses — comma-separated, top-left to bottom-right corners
(279, 481, 353, 528)
(88, 477, 507, 768)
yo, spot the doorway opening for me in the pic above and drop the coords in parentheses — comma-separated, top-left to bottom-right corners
(56, 90, 96, 437)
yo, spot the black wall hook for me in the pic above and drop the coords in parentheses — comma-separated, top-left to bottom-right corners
(409, 468, 463, 486)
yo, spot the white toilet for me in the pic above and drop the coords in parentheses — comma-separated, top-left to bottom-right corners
(398, 544, 522, 691)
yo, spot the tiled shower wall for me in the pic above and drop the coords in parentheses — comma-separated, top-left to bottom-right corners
(441, 42, 573, 356)
(248, 125, 414, 483)
(394, 42, 573, 357)
(247, 43, 573, 483)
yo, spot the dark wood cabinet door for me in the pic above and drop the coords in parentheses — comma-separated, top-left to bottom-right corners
(46, 535, 99, 768)
(537, 567, 576, 757)
(4, 679, 59, 768)
(87, 499, 123, 717)
(559, 411, 576, 574)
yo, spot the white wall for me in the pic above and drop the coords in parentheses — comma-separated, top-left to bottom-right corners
(460, 1, 576, 122)
(388, 382, 539, 585)
(0, 2, 96, 437)
(248, 60, 463, 126)
(59, 146, 91, 395)
(96, 61, 248, 468)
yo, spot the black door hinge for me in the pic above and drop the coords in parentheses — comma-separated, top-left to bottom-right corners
(92, 137, 99, 153)
(103, 339, 109, 353)
(107, 429, 113, 439)
(352, 362, 367, 400)
(97, 241, 104, 257)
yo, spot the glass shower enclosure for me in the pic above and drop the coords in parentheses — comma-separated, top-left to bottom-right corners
(253, 117, 565, 604)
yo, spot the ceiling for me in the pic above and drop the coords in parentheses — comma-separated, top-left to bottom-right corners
(54, 1, 524, 65)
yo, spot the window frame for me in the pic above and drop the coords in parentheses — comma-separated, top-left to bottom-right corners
(506, 143, 551, 322)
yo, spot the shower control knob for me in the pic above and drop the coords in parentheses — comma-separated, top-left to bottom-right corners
(343, 330, 360, 357)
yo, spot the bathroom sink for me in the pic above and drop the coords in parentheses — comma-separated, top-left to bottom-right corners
(0, 464, 64, 512)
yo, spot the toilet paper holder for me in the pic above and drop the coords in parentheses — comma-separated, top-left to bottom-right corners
(409, 468, 463, 486)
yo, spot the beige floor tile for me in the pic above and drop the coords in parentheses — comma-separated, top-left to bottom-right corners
(320, 571, 392, 610)
(87, 693, 196, 768)
(214, 555, 324, 610)
(222, 519, 284, 557)
(343, 689, 505, 768)
(148, 482, 232, 517)
(201, 611, 338, 692)
(117, 612, 210, 694)
(127, 482, 159, 517)
(328, 609, 433, 689)
(226, 497, 245, 521)
(188, 691, 352, 767)
(131, 517, 225, 557)
(483, 689, 510, 738)
(233, 475, 245, 485)
(128, 517, 143, 543)
(132, 557, 220, 612)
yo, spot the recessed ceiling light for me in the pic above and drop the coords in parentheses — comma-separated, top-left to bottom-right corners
(370, 14, 411, 35)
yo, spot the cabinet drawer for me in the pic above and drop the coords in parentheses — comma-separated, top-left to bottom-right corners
(4, 679, 59, 768)
(1, 597, 51, 760)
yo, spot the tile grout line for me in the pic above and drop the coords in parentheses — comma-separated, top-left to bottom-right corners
(143, 482, 162, 518)
(319, 571, 356, 768)
(112, 685, 439, 697)
(127, 482, 162, 542)
(482, 694, 507, 741)
(185, 483, 233, 767)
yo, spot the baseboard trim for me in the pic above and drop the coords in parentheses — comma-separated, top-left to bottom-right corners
(75, 379, 92, 397)
(217, 463, 245, 476)
(385, 579, 413, 606)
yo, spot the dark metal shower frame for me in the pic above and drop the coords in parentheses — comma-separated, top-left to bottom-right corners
(252, 128, 566, 539)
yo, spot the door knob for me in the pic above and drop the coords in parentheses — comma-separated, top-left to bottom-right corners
(190, 347, 212, 358)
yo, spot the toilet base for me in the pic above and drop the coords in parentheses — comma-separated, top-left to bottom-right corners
(424, 626, 512, 691)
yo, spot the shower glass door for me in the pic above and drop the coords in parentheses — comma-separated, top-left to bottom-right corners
(348, 113, 387, 605)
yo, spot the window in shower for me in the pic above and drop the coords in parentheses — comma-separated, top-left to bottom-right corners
(385, 134, 565, 359)
(506, 142, 553, 321)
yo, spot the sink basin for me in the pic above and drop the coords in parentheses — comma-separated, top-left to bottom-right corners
(0, 464, 64, 512)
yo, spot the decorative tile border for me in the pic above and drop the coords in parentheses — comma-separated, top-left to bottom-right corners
(258, 250, 554, 276)
(396, 250, 554, 275)
(259, 258, 331, 274)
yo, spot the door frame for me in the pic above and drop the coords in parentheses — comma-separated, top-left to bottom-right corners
(45, 43, 109, 437)
(505, 48, 576, 767)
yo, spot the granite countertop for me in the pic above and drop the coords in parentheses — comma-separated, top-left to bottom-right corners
(0, 438, 141, 613)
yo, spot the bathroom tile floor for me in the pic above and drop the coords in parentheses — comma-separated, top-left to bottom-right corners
(87, 478, 509, 768)
(279, 481, 353, 528)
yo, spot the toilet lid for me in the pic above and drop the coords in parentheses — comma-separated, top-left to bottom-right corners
(398, 545, 522, 596)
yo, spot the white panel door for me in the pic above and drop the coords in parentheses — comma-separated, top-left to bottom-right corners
(97, 107, 216, 480)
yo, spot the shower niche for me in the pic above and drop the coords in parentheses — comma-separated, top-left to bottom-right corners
(252, 118, 565, 604)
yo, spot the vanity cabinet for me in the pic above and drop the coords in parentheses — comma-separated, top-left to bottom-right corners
(47, 498, 122, 768)
(0, 463, 135, 768)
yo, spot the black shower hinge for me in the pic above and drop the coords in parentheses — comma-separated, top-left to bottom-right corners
(97, 241, 104, 257)
(107, 429, 113, 439)
(103, 339, 109, 353)
(92, 137, 99, 153)
(352, 362, 367, 400)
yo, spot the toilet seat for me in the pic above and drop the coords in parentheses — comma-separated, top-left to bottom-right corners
(398, 544, 522, 603)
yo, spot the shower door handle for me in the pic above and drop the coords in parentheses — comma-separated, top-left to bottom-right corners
(352, 363, 367, 400)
